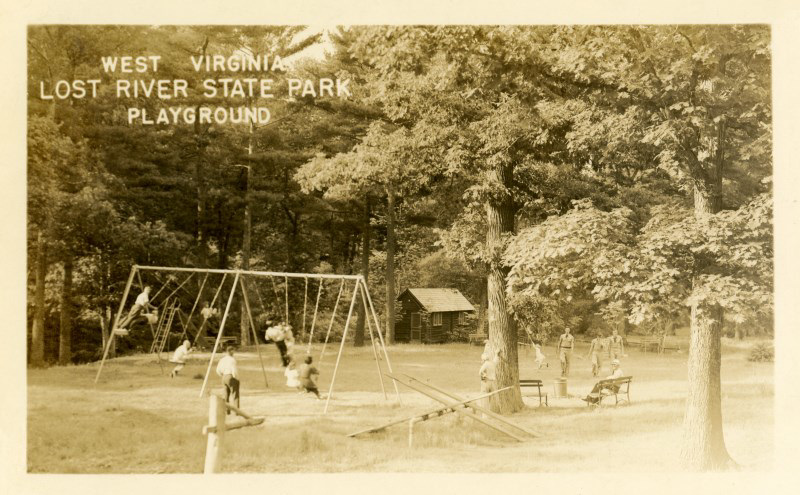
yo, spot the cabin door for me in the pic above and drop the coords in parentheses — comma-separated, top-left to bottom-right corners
(410, 313, 421, 341)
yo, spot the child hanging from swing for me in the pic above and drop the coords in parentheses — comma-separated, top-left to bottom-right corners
(264, 317, 290, 367)
(534, 342, 548, 369)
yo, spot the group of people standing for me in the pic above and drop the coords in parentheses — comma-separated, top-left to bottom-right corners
(479, 327, 628, 406)
(556, 328, 625, 378)
(555, 327, 627, 405)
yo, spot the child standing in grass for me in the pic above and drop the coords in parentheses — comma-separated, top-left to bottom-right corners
(608, 329, 625, 360)
(479, 349, 501, 413)
(298, 355, 321, 399)
(284, 355, 301, 391)
(215, 345, 240, 413)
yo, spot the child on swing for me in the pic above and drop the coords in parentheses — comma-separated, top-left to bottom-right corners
(169, 340, 193, 378)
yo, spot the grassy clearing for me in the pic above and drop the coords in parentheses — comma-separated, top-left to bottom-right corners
(27, 341, 772, 473)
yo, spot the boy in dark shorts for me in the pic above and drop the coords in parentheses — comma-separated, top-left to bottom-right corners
(298, 355, 322, 399)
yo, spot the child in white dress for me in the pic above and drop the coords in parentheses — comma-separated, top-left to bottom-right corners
(284, 356, 301, 391)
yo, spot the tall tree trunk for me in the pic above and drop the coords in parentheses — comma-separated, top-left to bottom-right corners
(194, 37, 209, 267)
(30, 231, 48, 367)
(58, 257, 73, 365)
(239, 120, 253, 347)
(195, 151, 207, 266)
(101, 260, 115, 358)
(385, 186, 396, 344)
(682, 300, 731, 469)
(100, 306, 116, 360)
(477, 281, 488, 336)
(485, 164, 522, 414)
(681, 118, 733, 470)
(354, 197, 370, 347)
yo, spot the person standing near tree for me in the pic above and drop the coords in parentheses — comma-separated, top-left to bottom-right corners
(481, 339, 492, 361)
(586, 333, 604, 377)
(608, 329, 625, 360)
(479, 349, 500, 411)
(215, 345, 240, 413)
(557, 327, 575, 377)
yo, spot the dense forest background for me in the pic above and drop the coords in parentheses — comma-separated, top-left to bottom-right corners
(27, 25, 772, 364)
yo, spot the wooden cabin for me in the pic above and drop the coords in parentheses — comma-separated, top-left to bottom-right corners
(395, 288, 476, 343)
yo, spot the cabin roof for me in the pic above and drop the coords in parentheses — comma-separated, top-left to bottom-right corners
(398, 288, 476, 313)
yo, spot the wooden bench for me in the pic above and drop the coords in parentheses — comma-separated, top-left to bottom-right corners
(519, 379, 548, 407)
(468, 332, 487, 346)
(660, 336, 681, 353)
(592, 376, 632, 406)
(202, 336, 239, 350)
(639, 336, 662, 353)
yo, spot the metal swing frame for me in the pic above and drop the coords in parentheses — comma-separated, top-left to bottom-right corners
(93, 265, 399, 413)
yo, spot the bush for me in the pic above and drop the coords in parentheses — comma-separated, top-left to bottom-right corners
(748, 343, 774, 362)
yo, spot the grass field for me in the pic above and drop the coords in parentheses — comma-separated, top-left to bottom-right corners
(27, 339, 773, 473)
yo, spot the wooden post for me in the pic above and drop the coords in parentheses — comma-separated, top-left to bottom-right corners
(200, 272, 240, 397)
(408, 417, 419, 448)
(95, 266, 137, 384)
(203, 394, 227, 474)
(319, 279, 345, 363)
(324, 282, 360, 414)
(240, 276, 269, 389)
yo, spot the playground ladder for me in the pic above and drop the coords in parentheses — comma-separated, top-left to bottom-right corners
(150, 298, 180, 357)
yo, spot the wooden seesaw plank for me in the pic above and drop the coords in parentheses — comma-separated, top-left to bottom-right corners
(347, 386, 512, 438)
(385, 373, 528, 442)
(402, 374, 540, 438)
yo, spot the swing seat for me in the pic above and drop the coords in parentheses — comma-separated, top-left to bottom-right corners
(113, 328, 129, 336)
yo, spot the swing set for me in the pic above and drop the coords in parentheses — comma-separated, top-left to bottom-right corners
(94, 265, 400, 413)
